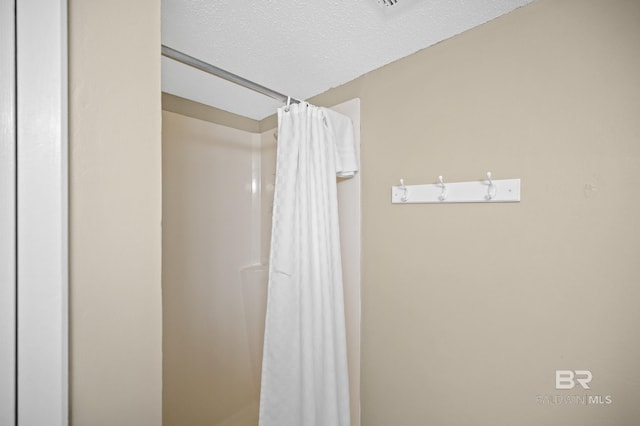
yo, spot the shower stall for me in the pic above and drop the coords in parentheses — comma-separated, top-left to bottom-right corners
(162, 99, 361, 425)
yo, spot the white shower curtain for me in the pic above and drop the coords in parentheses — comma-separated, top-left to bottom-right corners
(259, 102, 357, 426)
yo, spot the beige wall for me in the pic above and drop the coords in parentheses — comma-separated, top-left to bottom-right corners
(69, 0, 163, 424)
(305, 0, 640, 424)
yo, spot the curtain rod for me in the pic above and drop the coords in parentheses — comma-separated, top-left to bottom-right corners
(161, 45, 301, 105)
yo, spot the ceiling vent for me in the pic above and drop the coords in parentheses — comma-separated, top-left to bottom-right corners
(377, 0, 399, 6)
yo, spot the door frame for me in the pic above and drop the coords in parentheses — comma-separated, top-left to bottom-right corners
(0, 0, 17, 423)
(13, 0, 68, 424)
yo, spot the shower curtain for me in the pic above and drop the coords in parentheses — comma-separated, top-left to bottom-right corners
(259, 102, 357, 426)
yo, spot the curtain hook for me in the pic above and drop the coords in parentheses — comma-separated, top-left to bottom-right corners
(399, 179, 409, 202)
(485, 172, 497, 200)
(438, 176, 447, 201)
(284, 96, 291, 112)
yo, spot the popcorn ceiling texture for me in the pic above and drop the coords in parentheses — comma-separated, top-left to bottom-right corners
(162, 0, 535, 120)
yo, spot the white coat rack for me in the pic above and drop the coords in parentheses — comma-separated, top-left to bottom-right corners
(391, 172, 520, 204)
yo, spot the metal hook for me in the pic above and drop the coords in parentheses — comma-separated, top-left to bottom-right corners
(399, 179, 409, 202)
(438, 176, 447, 201)
(485, 172, 497, 200)
(284, 96, 291, 112)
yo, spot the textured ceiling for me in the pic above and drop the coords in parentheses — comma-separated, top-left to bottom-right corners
(162, 0, 535, 120)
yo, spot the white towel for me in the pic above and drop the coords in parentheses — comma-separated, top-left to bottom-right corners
(322, 108, 358, 178)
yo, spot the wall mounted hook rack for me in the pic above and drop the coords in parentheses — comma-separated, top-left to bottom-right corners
(391, 173, 520, 204)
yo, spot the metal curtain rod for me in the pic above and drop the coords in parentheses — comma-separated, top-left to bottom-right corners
(161, 45, 300, 105)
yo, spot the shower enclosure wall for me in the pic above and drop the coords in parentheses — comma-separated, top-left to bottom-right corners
(162, 99, 361, 426)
